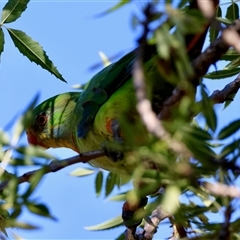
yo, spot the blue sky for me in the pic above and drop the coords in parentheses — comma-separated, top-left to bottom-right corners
(0, 0, 240, 239)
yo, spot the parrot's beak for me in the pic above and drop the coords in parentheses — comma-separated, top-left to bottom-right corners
(26, 130, 49, 149)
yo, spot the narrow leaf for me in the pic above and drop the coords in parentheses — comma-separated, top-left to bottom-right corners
(201, 86, 217, 132)
(95, 170, 103, 196)
(225, 57, 240, 69)
(0, 28, 4, 58)
(70, 168, 95, 177)
(221, 49, 239, 61)
(226, 3, 239, 21)
(105, 172, 117, 197)
(94, 0, 130, 17)
(7, 28, 66, 82)
(204, 68, 240, 79)
(85, 215, 123, 231)
(1, 0, 30, 24)
(216, 17, 232, 25)
(218, 119, 240, 140)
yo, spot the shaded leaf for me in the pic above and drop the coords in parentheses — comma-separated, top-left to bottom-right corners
(95, 170, 103, 196)
(22, 168, 46, 199)
(226, 2, 239, 21)
(221, 49, 239, 61)
(219, 139, 240, 158)
(70, 168, 95, 177)
(85, 215, 123, 231)
(6, 28, 66, 82)
(218, 119, 240, 140)
(0, 28, 4, 58)
(224, 93, 236, 109)
(105, 172, 117, 197)
(1, 0, 30, 24)
(181, 125, 212, 141)
(209, 6, 222, 42)
(204, 68, 240, 79)
(27, 202, 56, 219)
(201, 86, 217, 132)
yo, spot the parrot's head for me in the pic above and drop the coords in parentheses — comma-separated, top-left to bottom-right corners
(26, 92, 80, 152)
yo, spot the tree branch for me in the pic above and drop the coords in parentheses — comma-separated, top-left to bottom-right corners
(0, 150, 105, 192)
(159, 19, 240, 120)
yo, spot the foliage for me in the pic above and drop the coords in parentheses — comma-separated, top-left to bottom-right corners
(0, 0, 240, 239)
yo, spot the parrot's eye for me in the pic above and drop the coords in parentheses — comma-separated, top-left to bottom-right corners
(36, 114, 47, 126)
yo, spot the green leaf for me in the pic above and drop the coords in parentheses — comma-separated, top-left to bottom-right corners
(218, 119, 240, 140)
(201, 85, 217, 132)
(226, 2, 239, 21)
(162, 185, 180, 214)
(95, 0, 130, 17)
(209, 7, 221, 42)
(0, 28, 4, 58)
(70, 168, 95, 177)
(105, 172, 117, 197)
(225, 57, 240, 69)
(219, 139, 240, 158)
(85, 215, 123, 231)
(27, 202, 56, 219)
(95, 170, 103, 196)
(16, 145, 55, 159)
(181, 125, 212, 141)
(108, 192, 127, 202)
(6, 28, 66, 82)
(221, 49, 239, 61)
(23, 168, 46, 199)
(223, 93, 236, 109)
(216, 17, 232, 25)
(204, 68, 240, 79)
(1, 0, 30, 24)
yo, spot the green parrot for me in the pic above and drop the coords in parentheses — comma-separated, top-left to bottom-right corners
(26, 0, 217, 228)
(26, 23, 210, 177)
(26, 44, 175, 176)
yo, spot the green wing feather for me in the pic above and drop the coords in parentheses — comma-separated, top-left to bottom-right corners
(76, 45, 159, 138)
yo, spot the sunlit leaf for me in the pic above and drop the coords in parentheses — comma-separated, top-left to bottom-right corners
(85, 215, 123, 231)
(162, 185, 180, 214)
(70, 168, 95, 177)
(225, 57, 240, 69)
(218, 119, 240, 140)
(1, 0, 30, 24)
(6, 28, 66, 82)
(226, 2, 239, 21)
(216, 17, 232, 25)
(16, 145, 55, 159)
(204, 68, 240, 79)
(95, 170, 103, 196)
(107, 192, 127, 202)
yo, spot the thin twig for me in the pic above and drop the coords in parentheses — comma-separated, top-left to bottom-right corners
(0, 150, 105, 192)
